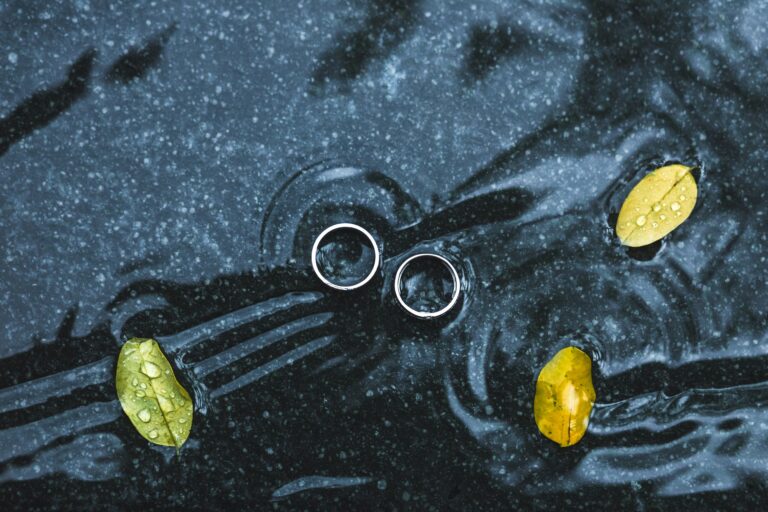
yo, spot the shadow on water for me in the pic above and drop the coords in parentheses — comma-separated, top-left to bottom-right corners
(0, 49, 96, 157)
(310, 0, 422, 94)
(0, 146, 766, 507)
(1, 138, 763, 508)
(461, 12, 575, 84)
(463, 21, 529, 82)
(0, 22, 176, 159)
(105, 23, 177, 84)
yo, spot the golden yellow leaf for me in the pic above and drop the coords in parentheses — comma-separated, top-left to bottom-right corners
(533, 347, 595, 447)
(116, 338, 193, 448)
(616, 164, 698, 247)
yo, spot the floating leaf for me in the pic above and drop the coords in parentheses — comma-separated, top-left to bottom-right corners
(616, 164, 697, 247)
(116, 338, 193, 448)
(533, 347, 595, 447)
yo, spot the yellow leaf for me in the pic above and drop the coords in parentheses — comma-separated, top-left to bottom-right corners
(533, 347, 595, 447)
(116, 338, 193, 448)
(615, 164, 698, 247)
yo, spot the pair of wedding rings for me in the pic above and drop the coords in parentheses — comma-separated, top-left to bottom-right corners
(311, 223, 461, 319)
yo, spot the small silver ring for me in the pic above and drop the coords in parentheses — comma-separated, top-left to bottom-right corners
(311, 223, 380, 291)
(394, 253, 461, 318)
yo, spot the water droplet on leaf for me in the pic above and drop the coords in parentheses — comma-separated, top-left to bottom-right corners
(140, 361, 162, 379)
(157, 395, 175, 413)
(139, 340, 155, 355)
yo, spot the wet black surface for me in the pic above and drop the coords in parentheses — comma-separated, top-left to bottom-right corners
(2, 0, 768, 510)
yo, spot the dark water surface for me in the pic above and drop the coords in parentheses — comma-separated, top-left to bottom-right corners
(2, 0, 768, 509)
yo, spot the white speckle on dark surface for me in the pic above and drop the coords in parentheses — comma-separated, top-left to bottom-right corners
(1, 0, 768, 509)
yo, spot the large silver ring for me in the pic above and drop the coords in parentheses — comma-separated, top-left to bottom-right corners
(394, 253, 461, 318)
(311, 223, 380, 291)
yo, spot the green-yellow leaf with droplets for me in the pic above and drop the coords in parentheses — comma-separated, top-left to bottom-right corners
(616, 164, 698, 247)
(533, 347, 595, 447)
(116, 338, 193, 448)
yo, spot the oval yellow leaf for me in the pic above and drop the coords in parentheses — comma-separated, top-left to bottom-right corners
(616, 164, 698, 247)
(116, 338, 193, 448)
(533, 347, 595, 447)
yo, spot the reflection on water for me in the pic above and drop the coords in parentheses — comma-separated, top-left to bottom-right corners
(2, 0, 768, 508)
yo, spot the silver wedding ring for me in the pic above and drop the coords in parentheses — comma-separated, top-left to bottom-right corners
(394, 253, 461, 318)
(311, 223, 380, 291)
